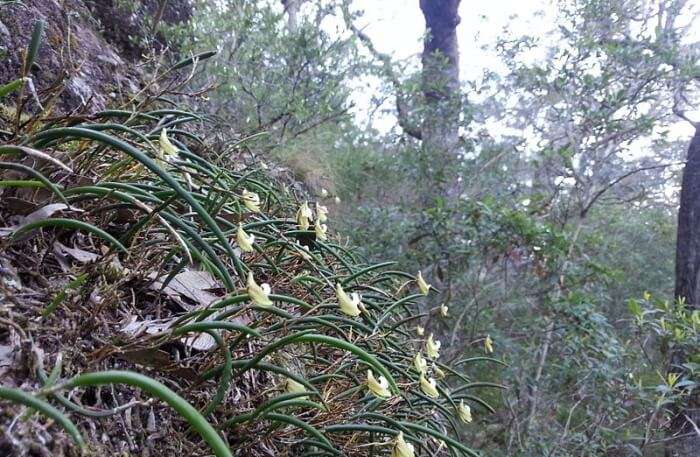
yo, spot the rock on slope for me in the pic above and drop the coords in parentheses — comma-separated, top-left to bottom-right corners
(0, 0, 190, 114)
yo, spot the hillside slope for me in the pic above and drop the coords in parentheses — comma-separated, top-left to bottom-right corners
(0, 4, 502, 456)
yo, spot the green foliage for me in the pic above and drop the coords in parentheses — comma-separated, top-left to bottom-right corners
(0, 386, 85, 448)
(167, 0, 365, 147)
(0, 38, 499, 457)
(319, 0, 697, 455)
(631, 294, 700, 386)
(1, 1, 697, 455)
(65, 370, 234, 457)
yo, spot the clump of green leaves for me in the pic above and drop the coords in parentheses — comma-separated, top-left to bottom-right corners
(629, 293, 699, 392)
(0, 21, 502, 456)
(624, 292, 699, 453)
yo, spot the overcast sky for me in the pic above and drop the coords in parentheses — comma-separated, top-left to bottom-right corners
(353, 0, 555, 80)
(346, 0, 697, 137)
(344, 0, 551, 132)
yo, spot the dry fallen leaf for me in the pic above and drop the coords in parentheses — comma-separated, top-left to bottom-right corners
(148, 269, 222, 309)
(54, 241, 100, 263)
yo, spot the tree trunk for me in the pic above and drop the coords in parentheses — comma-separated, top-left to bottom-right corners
(151, 0, 169, 34)
(669, 123, 700, 456)
(419, 0, 461, 176)
(281, 0, 305, 32)
(345, 1, 462, 159)
(416, 0, 462, 347)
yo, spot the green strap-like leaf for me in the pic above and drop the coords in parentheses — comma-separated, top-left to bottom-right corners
(25, 20, 44, 71)
(0, 386, 85, 448)
(30, 127, 242, 286)
(0, 161, 68, 204)
(66, 370, 232, 457)
(11, 217, 127, 252)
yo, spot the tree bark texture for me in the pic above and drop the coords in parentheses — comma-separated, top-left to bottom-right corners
(669, 123, 700, 456)
(281, 0, 305, 32)
(419, 0, 461, 163)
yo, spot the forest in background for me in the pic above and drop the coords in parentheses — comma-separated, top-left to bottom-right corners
(0, 0, 699, 456)
(175, 0, 698, 453)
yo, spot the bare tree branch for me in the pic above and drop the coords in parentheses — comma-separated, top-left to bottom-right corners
(580, 162, 682, 217)
(340, 4, 422, 140)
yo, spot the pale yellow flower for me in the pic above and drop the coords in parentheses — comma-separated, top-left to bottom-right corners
(440, 304, 449, 317)
(416, 271, 431, 295)
(457, 400, 472, 423)
(413, 352, 427, 374)
(419, 373, 439, 398)
(334, 196, 341, 204)
(484, 334, 494, 354)
(320, 188, 328, 197)
(296, 243, 312, 261)
(237, 223, 255, 253)
(247, 272, 272, 306)
(416, 326, 425, 336)
(425, 333, 441, 359)
(434, 364, 446, 380)
(316, 202, 328, 223)
(241, 189, 261, 212)
(643, 291, 651, 301)
(285, 378, 307, 399)
(391, 432, 415, 457)
(159, 128, 179, 160)
(336, 283, 361, 316)
(674, 327, 685, 341)
(315, 218, 328, 241)
(296, 201, 313, 230)
(667, 372, 680, 388)
(367, 370, 391, 399)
